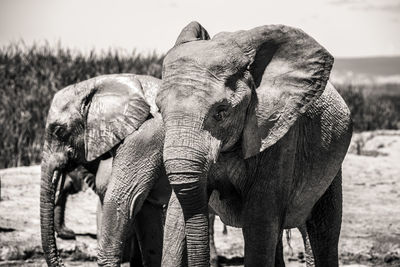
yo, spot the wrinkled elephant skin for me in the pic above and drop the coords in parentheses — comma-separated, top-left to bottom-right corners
(157, 22, 352, 267)
(40, 74, 169, 267)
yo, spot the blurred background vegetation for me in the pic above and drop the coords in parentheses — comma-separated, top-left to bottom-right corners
(0, 44, 399, 168)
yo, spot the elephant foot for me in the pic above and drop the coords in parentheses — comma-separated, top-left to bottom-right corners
(56, 225, 76, 240)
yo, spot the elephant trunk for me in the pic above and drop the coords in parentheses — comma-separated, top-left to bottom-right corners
(40, 145, 66, 267)
(163, 115, 220, 267)
(167, 172, 209, 266)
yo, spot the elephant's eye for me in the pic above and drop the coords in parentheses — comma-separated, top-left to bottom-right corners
(214, 108, 229, 121)
(53, 124, 69, 141)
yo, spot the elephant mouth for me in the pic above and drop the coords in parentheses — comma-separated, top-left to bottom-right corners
(53, 151, 79, 175)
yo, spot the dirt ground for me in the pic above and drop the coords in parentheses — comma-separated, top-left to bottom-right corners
(0, 130, 399, 266)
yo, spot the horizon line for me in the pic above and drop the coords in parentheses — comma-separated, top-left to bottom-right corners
(1, 39, 399, 59)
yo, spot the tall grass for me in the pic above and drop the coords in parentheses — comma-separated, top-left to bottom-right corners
(0, 44, 399, 168)
(0, 44, 163, 168)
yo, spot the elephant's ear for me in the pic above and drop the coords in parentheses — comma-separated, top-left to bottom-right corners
(174, 21, 210, 47)
(83, 76, 152, 161)
(236, 25, 334, 158)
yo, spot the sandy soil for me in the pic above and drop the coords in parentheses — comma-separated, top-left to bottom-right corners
(0, 130, 399, 266)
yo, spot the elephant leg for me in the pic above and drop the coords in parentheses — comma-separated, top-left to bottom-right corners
(275, 231, 285, 267)
(99, 199, 137, 265)
(306, 169, 342, 267)
(298, 224, 315, 267)
(162, 191, 187, 267)
(95, 157, 113, 202)
(209, 213, 219, 267)
(96, 198, 103, 246)
(119, 231, 132, 263)
(242, 197, 281, 266)
(54, 177, 76, 240)
(97, 126, 164, 266)
(95, 158, 109, 246)
(134, 200, 163, 267)
(95, 158, 111, 247)
(119, 220, 137, 264)
(130, 232, 144, 267)
(98, 182, 151, 266)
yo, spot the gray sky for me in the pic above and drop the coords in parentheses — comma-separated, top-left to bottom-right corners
(1, 0, 399, 57)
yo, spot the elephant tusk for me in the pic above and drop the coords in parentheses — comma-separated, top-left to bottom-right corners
(52, 170, 60, 186)
(54, 172, 66, 205)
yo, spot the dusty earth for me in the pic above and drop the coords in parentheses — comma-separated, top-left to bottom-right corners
(0, 130, 399, 266)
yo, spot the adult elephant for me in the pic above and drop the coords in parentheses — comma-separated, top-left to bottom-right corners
(40, 74, 170, 266)
(157, 22, 352, 267)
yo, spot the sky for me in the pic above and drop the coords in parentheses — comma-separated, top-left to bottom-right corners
(0, 0, 399, 58)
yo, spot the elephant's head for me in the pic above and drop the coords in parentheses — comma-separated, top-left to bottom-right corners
(156, 21, 333, 266)
(40, 74, 159, 266)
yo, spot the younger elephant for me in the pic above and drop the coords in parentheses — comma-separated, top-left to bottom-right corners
(40, 74, 170, 266)
(54, 165, 96, 239)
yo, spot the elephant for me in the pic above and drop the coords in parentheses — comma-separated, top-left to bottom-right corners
(156, 22, 353, 267)
(40, 74, 170, 266)
(54, 165, 96, 240)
